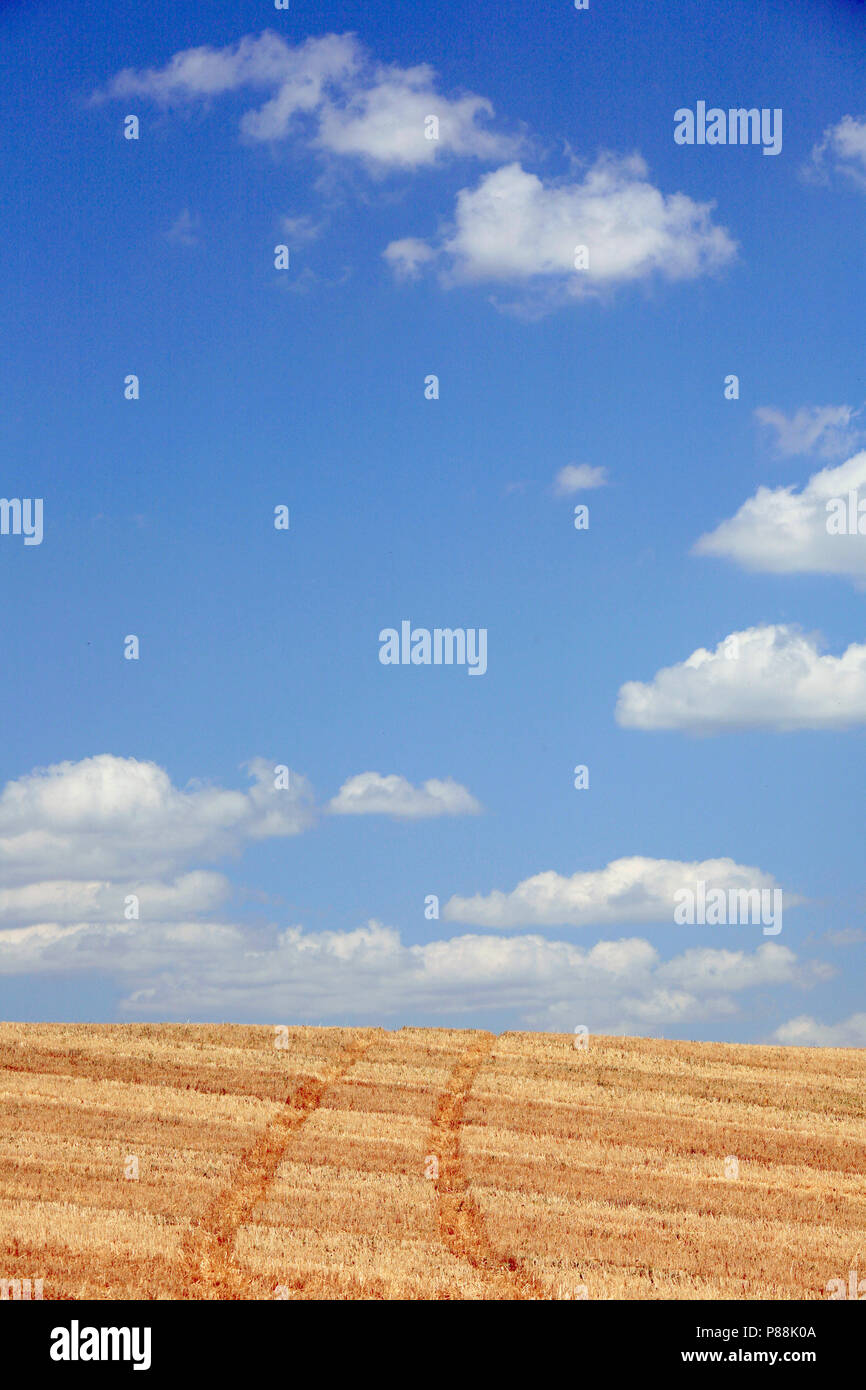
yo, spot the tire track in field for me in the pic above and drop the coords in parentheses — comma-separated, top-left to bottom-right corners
(429, 1030, 545, 1300)
(181, 1028, 382, 1299)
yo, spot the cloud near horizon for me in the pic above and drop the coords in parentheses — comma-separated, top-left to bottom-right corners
(0, 914, 824, 1035)
(774, 1011, 866, 1047)
(0, 756, 828, 1034)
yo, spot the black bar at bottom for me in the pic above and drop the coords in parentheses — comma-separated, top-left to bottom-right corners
(5, 1297, 859, 1376)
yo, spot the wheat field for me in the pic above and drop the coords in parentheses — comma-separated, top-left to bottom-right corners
(0, 1022, 863, 1300)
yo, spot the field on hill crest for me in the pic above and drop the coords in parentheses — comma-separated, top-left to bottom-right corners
(0, 1023, 863, 1300)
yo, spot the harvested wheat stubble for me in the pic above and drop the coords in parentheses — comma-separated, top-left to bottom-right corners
(0, 1022, 862, 1300)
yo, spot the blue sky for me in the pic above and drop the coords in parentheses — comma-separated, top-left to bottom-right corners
(1, 0, 864, 1041)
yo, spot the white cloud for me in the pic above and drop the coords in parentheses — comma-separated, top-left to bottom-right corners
(314, 62, 520, 169)
(280, 214, 323, 244)
(384, 156, 736, 308)
(693, 451, 866, 580)
(553, 463, 609, 494)
(0, 755, 314, 885)
(443, 855, 785, 928)
(658, 943, 829, 992)
(0, 913, 815, 1035)
(616, 624, 866, 733)
(774, 1012, 866, 1047)
(329, 772, 481, 819)
(382, 237, 438, 280)
(100, 31, 358, 109)
(754, 404, 861, 460)
(804, 114, 866, 189)
(97, 32, 519, 170)
(0, 871, 228, 927)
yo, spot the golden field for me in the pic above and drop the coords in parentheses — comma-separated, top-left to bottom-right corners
(0, 1022, 863, 1300)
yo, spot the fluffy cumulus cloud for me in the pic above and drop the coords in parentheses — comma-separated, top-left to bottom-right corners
(616, 625, 866, 733)
(0, 754, 314, 886)
(553, 464, 609, 494)
(443, 855, 786, 928)
(314, 62, 519, 167)
(694, 452, 866, 580)
(328, 772, 481, 819)
(774, 1012, 866, 1047)
(96, 31, 520, 169)
(754, 404, 862, 460)
(804, 114, 866, 188)
(384, 156, 736, 306)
